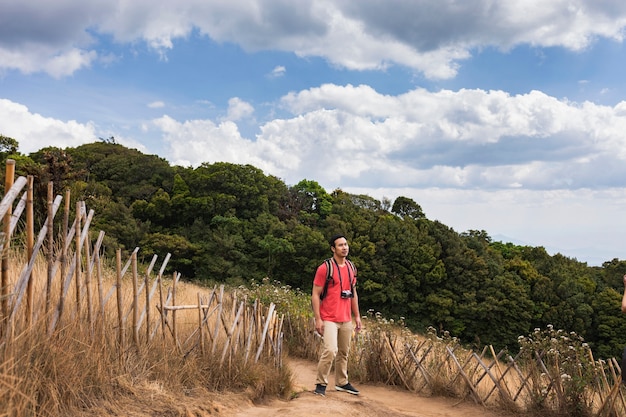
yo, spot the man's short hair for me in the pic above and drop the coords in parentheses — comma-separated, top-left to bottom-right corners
(329, 234, 346, 247)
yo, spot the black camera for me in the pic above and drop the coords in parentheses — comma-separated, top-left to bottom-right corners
(340, 290, 354, 299)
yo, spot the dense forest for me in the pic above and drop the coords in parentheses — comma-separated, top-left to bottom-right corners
(6, 137, 626, 359)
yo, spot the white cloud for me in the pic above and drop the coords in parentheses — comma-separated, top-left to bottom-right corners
(0, 99, 148, 155)
(224, 97, 254, 122)
(148, 101, 165, 108)
(152, 115, 274, 172)
(269, 65, 286, 78)
(143, 85, 626, 195)
(3, 0, 626, 78)
(0, 99, 98, 153)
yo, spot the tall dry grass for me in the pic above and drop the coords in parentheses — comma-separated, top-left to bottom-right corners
(0, 251, 292, 417)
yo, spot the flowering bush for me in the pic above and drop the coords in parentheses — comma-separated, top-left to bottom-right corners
(517, 325, 595, 417)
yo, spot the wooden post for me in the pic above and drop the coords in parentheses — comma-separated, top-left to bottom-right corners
(116, 249, 124, 351)
(158, 272, 165, 342)
(172, 271, 177, 347)
(131, 251, 139, 346)
(26, 176, 34, 324)
(84, 223, 93, 338)
(55, 189, 70, 330)
(2, 159, 15, 319)
(43, 182, 53, 319)
(74, 201, 82, 315)
(197, 293, 205, 355)
(95, 231, 105, 321)
(144, 265, 150, 342)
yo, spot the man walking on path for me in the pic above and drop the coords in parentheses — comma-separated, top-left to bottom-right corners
(311, 234, 362, 397)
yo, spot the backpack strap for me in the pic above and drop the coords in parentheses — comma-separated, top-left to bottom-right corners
(346, 259, 356, 291)
(319, 258, 333, 301)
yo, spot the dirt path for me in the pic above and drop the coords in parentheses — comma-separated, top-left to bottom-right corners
(232, 357, 507, 417)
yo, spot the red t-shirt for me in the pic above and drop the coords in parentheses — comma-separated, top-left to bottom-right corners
(314, 259, 356, 323)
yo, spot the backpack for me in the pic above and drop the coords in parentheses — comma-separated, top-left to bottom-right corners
(319, 258, 356, 301)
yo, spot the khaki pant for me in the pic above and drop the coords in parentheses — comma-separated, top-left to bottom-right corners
(316, 320, 353, 386)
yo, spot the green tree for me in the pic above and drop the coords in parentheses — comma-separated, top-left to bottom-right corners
(0, 134, 19, 159)
(391, 196, 424, 220)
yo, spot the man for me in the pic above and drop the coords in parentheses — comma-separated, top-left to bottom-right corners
(311, 234, 362, 397)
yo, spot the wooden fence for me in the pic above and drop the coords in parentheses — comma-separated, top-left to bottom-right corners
(341, 323, 626, 416)
(0, 161, 283, 372)
(291, 297, 626, 415)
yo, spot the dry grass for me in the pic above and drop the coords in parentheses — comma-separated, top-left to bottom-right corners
(0, 251, 292, 417)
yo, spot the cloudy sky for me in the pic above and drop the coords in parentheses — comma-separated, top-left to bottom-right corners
(3, 0, 626, 266)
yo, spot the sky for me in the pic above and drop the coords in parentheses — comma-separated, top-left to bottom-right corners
(2, 0, 626, 266)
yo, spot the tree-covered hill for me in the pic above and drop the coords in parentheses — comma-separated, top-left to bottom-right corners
(9, 140, 626, 359)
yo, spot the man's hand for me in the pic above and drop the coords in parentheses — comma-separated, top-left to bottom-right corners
(354, 316, 362, 333)
(315, 318, 324, 336)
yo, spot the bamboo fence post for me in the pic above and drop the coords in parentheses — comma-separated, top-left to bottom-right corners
(490, 346, 513, 398)
(483, 350, 523, 405)
(447, 346, 485, 406)
(135, 255, 157, 330)
(25, 176, 34, 324)
(94, 246, 105, 334)
(94, 231, 106, 320)
(406, 342, 433, 391)
(383, 332, 412, 390)
(144, 263, 151, 342)
(197, 293, 205, 355)
(2, 159, 15, 320)
(74, 201, 82, 316)
(158, 271, 165, 342)
(255, 303, 276, 363)
(470, 349, 503, 399)
(131, 251, 139, 347)
(116, 249, 125, 352)
(535, 351, 558, 406)
(221, 301, 244, 366)
(104, 247, 138, 309)
(83, 222, 93, 338)
(275, 313, 284, 367)
(10, 195, 62, 325)
(43, 181, 53, 320)
(244, 299, 257, 364)
(58, 189, 70, 327)
(607, 358, 626, 413)
(151, 269, 178, 341)
(149, 253, 171, 341)
(234, 294, 247, 356)
(172, 271, 178, 348)
(472, 352, 513, 404)
(596, 380, 622, 417)
(211, 285, 224, 354)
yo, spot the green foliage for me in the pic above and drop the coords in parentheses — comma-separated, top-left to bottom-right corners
(0, 134, 19, 157)
(518, 325, 595, 416)
(17, 141, 626, 364)
(391, 195, 424, 220)
(241, 277, 312, 319)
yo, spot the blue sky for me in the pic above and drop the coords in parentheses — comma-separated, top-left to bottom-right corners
(3, 1, 626, 266)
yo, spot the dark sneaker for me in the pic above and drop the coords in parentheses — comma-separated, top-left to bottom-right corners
(335, 382, 359, 395)
(314, 384, 326, 396)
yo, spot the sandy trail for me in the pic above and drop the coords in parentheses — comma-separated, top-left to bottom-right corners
(232, 357, 506, 417)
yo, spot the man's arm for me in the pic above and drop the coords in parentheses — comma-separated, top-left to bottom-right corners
(312, 284, 324, 335)
(351, 288, 362, 332)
